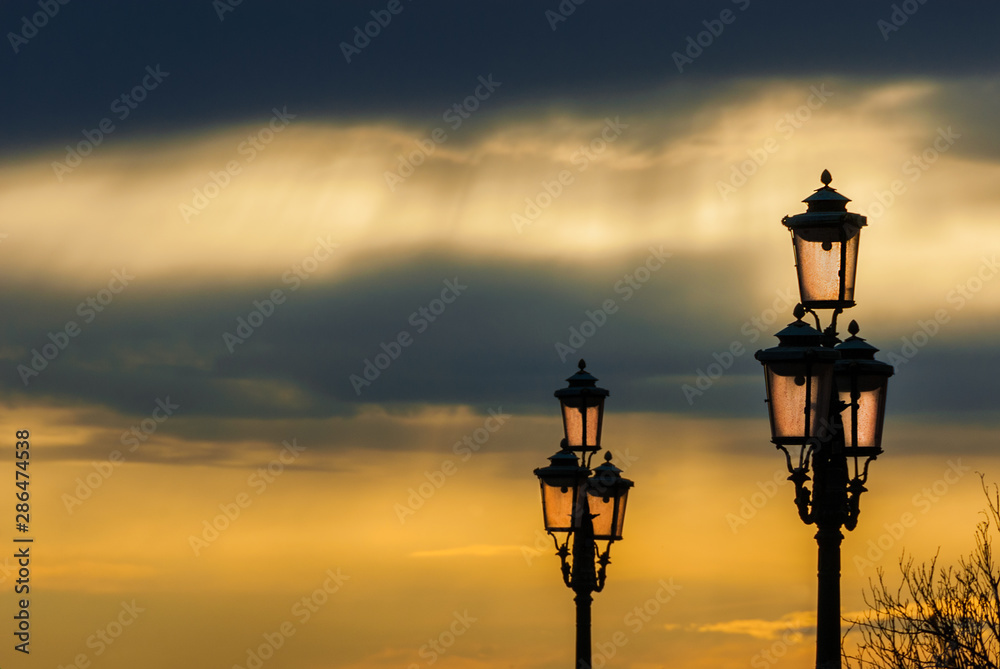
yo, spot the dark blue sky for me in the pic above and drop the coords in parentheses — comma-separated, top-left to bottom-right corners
(3, 0, 998, 151)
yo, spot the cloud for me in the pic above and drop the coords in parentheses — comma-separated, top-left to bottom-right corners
(680, 606, 913, 640)
(682, 610, 815, 640)
(0, 77, 997, 437)
(5, 3, 1000, 154)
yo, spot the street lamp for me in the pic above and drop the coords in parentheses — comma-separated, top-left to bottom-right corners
(782, 169, 866, 311)
(554, 360, 609, 452)
(534, 359, 634, 669)
(755, 171, 894, 669)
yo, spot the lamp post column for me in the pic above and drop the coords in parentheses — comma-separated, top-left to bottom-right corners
(814, 523, 843, 669)
(812, 441, 847, 669)
(572, 508, 596, 669)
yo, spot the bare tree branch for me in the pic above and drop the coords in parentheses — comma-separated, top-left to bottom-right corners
(844, 476, 1000, 669)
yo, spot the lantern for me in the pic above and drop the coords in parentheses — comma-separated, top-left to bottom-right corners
(755, 311, 840, 465)
(534, 447, 589, 533)
(835, 320, 894, 475)
(554, 359, 609, 452)
(782, 170, 867, 310)
(586, 452, 634, 541)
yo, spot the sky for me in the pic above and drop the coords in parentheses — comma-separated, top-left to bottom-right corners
(1, 1, 1000, 668)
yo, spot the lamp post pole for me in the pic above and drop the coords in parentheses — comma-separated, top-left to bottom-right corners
(572, 508, 595, 669)
(812, 439, 847, 669)
(755, 171, 894, 669)
(533, 360, 633, 669)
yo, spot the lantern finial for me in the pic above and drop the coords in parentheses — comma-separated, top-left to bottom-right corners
(793, 303, 806, 320)
(848, 320, 860, 336)
(604, 451, 612, 462)
(578, 359, 586, 371)
(821, 169, 832, 186)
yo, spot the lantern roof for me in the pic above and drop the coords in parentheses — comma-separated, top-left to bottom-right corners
(834, 320, 879, 359)
(554, 359, 610, 399)
(835, 321, 895, 376)
(589, 452, 634, 494)
(782, 170, 867, 230)
(755, 308, 841, 364)
(533, 446, 588, 486)
(773, 317, 824, 346)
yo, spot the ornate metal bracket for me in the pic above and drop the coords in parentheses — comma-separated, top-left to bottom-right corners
(547, 516, 613, 594)
(594, 542, 613, 593)
(801, 303, 842, 347)
(788, 466, 814, 525)
(844, 477, 868, 532)
(548, 531, 574, 588)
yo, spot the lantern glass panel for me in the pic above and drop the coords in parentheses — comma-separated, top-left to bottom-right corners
(837, 373, 888, 450)
(765, 360, 834, 444)
(540, 480, 578, 533)
(561, 400, 604, 450)
(587, 487, 629, 541)
(792, 225, 860, 306)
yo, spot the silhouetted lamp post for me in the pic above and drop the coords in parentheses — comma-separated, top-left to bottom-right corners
(534, 360, 633, 669)
(755, 170, 894, 669)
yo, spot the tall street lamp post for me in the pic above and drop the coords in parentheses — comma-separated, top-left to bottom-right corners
(754, 171, 895, 669)
(534, 360, 634, 669)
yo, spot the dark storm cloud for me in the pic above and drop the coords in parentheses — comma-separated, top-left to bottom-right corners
(922, 80, 1000, 163)
(2, 0, 998, 152)
(0, 249, 720, 418)
(0, 249, 993, 438)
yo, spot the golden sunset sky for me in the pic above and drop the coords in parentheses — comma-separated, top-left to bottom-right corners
(1, 2, 999, 668)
